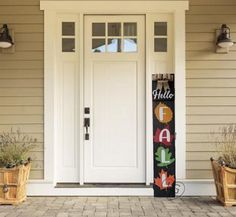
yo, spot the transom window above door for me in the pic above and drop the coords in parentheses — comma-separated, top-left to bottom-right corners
(92, 22, 138, 53)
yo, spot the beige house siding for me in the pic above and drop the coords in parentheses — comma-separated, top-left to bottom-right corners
(0, 0, 236, 179)
(186, 0, 236, 179)
(0, 0, 44, 179)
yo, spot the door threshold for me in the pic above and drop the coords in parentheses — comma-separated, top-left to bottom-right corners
(56, 183, 151, 188)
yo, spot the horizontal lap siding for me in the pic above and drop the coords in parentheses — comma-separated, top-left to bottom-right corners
(0, 0, 44, 179)
(186, 0, 236, 179)
(1, 0, 236, 180)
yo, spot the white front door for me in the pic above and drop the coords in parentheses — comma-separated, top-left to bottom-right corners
(84, 15, 146, 183)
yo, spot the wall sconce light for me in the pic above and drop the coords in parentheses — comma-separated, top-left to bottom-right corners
(216, 24, 235, 53)
(0, 24, 14, 48)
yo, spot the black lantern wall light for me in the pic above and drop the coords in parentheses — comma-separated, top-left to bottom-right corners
(216, 24, 235, 53)
(0, 24, 14, 49)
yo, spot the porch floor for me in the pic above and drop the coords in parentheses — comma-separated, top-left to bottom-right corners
(1, 197, 236, 217)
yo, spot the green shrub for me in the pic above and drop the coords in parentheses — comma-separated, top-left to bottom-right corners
(0, 129, 37, 168)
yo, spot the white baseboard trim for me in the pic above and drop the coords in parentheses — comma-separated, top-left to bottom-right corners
(180, 179, 216, 196)
(27, 179, 216, 196)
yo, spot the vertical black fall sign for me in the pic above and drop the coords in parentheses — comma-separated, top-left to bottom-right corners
(152, 74, 175, 197)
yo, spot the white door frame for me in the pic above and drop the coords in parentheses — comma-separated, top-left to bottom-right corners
(40, 1, 188, 188)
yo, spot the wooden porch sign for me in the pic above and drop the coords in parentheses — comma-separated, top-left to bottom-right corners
(152, 74, 175, 197)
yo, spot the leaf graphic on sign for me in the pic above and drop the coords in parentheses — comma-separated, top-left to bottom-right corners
(166, 175, 175, 186)
(155, 146, 175, 167)
(153, 125, 174, 146)
(154, 170, 175, 190)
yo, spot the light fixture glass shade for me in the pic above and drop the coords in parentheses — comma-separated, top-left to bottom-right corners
(216, 24, 234, 49)
(0, 41, 12, 48)
(0, 24, 14, 48)
(217, 40, 234, 48)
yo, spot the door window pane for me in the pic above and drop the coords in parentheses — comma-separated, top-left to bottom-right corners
(62, 22, 75, 36)
(124, 23, 137, 36)
(92, 39, 106, 52)
(154, 38, 167, 52)
(108, 23, 121, 36)
(124, 38, 137, 52)
(62, 38, 75, 52)
(154, 22, 167, 36)
(92, 23, 105, 36)
(107, 38, 122, 52)
(91, 21, 139, 53)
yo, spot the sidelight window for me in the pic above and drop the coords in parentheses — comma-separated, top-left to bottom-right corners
(62, 22, 75, 52)
(154, 22, 167, 52)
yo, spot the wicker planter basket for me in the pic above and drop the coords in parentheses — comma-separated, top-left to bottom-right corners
(211, 158, 236, 206)
(0, 163, 31, 205)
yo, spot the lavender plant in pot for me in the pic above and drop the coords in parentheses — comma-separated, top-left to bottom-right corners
(0, 129, 37, 205)
(211, 124, 236, 206)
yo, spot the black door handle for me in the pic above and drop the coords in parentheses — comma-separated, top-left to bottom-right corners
(84, 118, 90, 140)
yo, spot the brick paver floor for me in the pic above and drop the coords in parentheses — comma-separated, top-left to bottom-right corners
(0, 197, 236, 217)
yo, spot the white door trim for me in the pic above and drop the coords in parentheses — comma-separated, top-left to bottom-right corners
(41, 1, 188, 13)
(40, 1, 189, 188)
(174, 10, 187, 179)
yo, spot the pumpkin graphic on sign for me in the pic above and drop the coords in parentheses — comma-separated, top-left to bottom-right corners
(154, 102, 173, 124)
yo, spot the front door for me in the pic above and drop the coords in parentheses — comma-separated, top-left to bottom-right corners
(84, 15, 146, 183)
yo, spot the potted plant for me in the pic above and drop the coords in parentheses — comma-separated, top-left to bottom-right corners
(211, 124, 236, 207)
(0, 129, 36, 205)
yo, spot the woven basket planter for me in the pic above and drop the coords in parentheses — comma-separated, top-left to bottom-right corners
(0, 163, 31, 205)
(211, 158, 236, 206)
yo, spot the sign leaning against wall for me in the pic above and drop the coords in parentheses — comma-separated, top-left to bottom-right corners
(152, 74, 175, 197)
